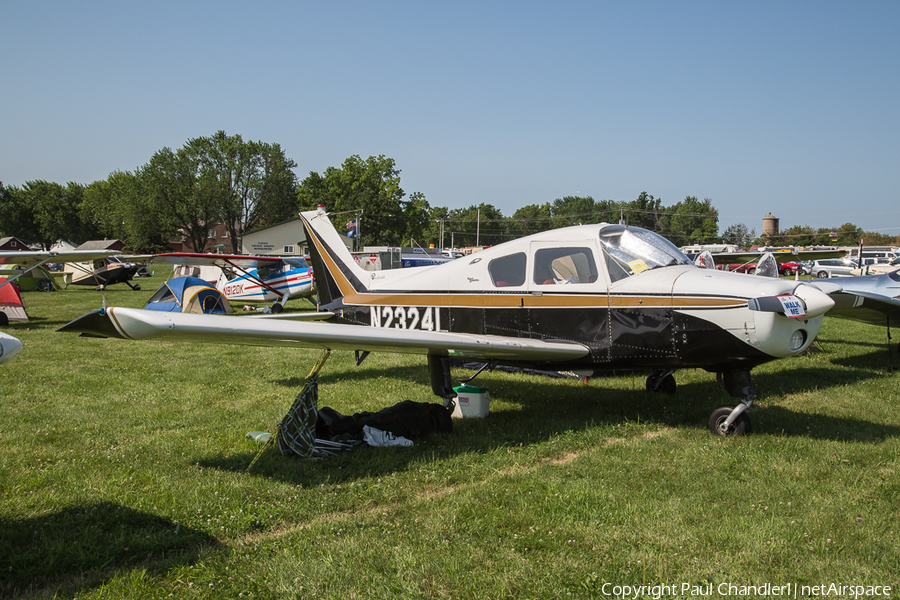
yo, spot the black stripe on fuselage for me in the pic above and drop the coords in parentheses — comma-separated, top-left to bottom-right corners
(332, 301, 769, 372)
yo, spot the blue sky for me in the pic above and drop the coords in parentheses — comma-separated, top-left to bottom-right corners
(2, 1, 898, 237)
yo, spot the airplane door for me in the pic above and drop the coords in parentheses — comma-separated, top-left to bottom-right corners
(527, 241, 611, 357)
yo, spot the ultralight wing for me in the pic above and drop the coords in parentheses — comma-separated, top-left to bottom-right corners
(59, 307, 590, 362)
(712, 249, 845, 264)
(0, 250, 121, 266)
(150, 252, 282, 270)
(828, 292, 900, 326)
(810, 271, 900, 327)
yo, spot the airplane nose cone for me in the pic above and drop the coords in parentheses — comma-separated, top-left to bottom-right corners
(794, 283, 835, 318)
(0, 332, 23, 365)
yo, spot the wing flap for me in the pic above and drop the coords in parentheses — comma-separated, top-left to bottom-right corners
(59, 307, 589, 362)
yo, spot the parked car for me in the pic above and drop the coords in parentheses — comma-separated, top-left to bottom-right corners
(810, 258, 858, 278)
(851, 256, 900, 276)
(778, 261, 808, 276)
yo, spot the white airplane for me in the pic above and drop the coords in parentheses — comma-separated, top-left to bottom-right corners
(810, 269, 900, 352)
(62, 254, 146, 290)
(60, 207, 836, 436)
(0, 331, 23, 365)
(0, 249, 121, 290)
(150, 253, 315, 312)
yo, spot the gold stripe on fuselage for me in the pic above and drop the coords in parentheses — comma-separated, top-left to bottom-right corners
(340, 291, 745, 310)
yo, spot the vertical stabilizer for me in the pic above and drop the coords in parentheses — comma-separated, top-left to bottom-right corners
(300, 208, 371, 307)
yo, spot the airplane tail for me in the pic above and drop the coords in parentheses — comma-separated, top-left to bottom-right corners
(300, 208, 371, 307)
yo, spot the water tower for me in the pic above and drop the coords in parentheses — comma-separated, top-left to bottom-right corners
(762, 212, 779, 237)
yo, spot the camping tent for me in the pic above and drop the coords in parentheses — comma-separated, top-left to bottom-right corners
(144, 276, 233, 314)
(0, 278, 28, 323)
(0, 264, 61, 291)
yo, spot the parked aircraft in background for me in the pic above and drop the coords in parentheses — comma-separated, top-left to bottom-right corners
(149, 253, 315, 312)
(61, 208, 837, 436)
(811, 271, 900, 350)
(62, 254, 146, 290)
(702, 249, 846, 275)
(0, 249, 121, 290)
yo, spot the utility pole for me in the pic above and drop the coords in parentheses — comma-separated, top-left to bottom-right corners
(476, 207, 481, 247)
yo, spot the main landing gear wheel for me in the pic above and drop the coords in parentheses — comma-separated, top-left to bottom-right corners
(708, 406, 751, 436)
(271, 303, 284, 314)
(645, 370, 677, 394)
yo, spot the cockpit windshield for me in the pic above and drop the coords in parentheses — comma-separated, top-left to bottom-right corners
(598, 225, 693, 282)
(283, 257, 309, 269)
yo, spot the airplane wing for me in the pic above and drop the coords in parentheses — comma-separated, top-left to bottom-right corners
(827, 292, 900, 326)
(0, 249, 120, 266)
(712, 250, 845, 264)
(150, 252, 283, 270)
(58, 307, 590, 363)
(809, 273, 900, 326)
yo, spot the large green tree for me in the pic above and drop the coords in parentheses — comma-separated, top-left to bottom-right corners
(0, 182, 36, 244)
(444, 203, 505, 248)
(721, 223, 756, 248)
(667, 196, 719, 246)
(0, 180, 97, 249)
(82, 171, 177, 253)
(297, 155, 411, 247)
(185, 131, 298, 249)
(622, 192, 665, 232)
(508, 203, 552, 238)
(140, 146, 214, 253)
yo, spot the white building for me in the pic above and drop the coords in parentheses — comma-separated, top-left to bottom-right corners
(240, 217, 354, 256)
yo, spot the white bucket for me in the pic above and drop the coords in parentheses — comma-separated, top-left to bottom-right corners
(451, 385, 490, 418)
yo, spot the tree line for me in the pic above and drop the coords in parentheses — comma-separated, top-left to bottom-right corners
(2, 131, 896, 253)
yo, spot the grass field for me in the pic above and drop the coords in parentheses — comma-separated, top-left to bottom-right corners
(1, 272, 898, 599)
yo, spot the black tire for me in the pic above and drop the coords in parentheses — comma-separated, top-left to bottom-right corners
(272, 303, 284, 314)
(816, 271, 829, 279)
(660, 374, 676, 394)
(645, 371, 677, 394)
(708, 405, 751, 436)
(780, 268, 792, 277)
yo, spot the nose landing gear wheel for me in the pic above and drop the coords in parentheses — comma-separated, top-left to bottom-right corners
(709, 405, 751, 436)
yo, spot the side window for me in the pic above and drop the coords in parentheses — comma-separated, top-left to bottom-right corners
(533, 248, 598, 285)
(489, 253, 526, 287)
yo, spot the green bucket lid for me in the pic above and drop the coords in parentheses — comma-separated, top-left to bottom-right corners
(453, 385, 487, 394)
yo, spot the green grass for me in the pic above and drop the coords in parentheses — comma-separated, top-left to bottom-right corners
(1, 273, 899, 599)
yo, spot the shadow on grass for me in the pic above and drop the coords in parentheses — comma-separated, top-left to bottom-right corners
(272, 362, 431, 390)
(201, 362, 900, 485)
(0, 501, 217, 599)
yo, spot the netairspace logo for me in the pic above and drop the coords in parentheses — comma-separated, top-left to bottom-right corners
(597, 582, 893, 599)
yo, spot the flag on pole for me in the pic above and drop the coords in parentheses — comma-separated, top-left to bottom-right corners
(346, 219, 357, 229)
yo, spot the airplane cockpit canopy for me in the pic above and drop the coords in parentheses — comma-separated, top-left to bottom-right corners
(599, 225, 693, 282)
(283, 257, 310, 269)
